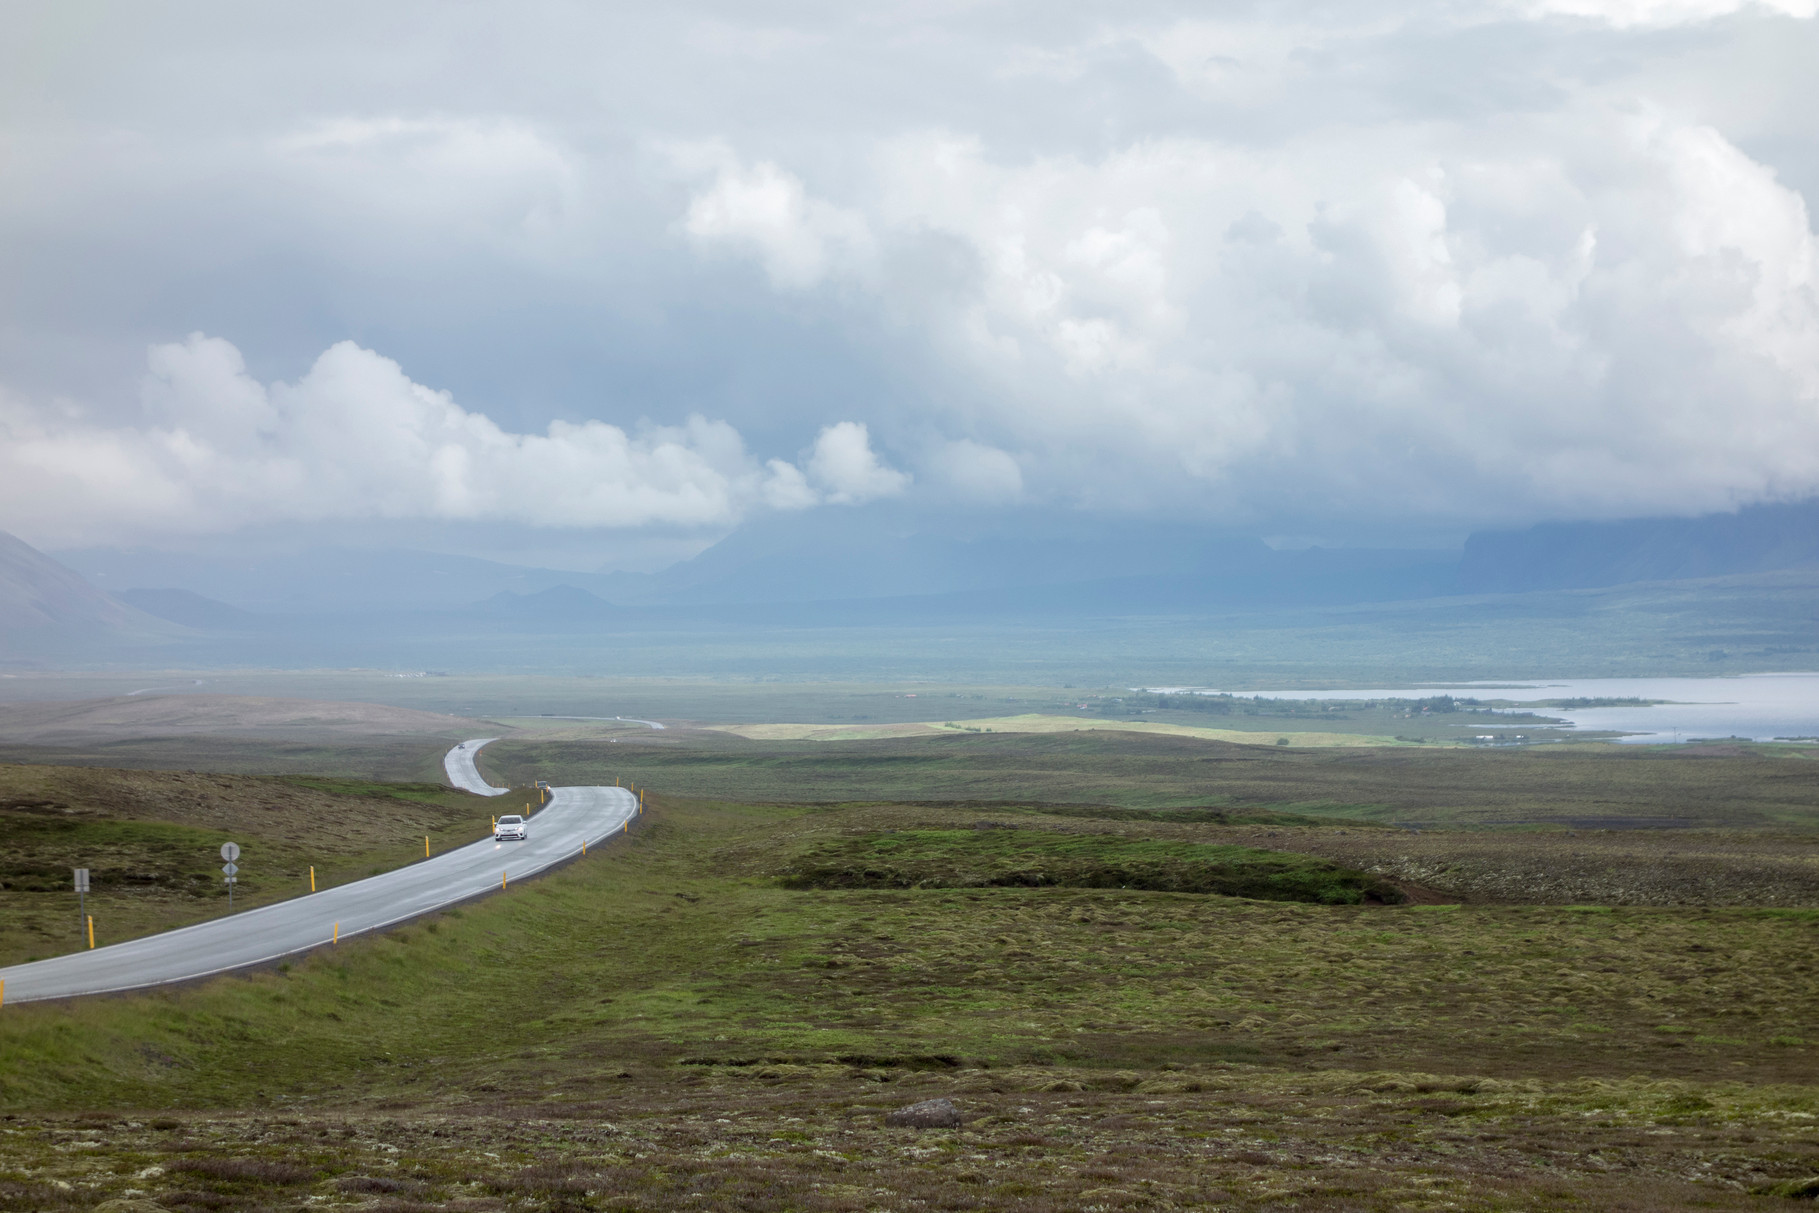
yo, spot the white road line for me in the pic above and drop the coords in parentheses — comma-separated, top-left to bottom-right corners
(0, 739, 632, 1004)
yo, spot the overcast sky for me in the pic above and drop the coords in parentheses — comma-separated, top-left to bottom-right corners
(2, 0, 1816, 565)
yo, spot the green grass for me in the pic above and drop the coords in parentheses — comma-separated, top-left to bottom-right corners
(779, 828, 1405, 903)
(0, 763, 511, 967)
(482, 728, 1819, 829)
(5, 792, 1819, 1209)
(5, 796, 1819, 1111)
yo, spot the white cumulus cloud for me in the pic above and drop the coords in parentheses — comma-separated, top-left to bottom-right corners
(690, 101, 1819, 523)
(681, 148, 875, 289)
(0, 335, 877, 547)
(804, 421, 911, 504)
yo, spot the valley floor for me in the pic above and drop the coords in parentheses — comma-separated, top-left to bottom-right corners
(4, 729, 1819, 1210)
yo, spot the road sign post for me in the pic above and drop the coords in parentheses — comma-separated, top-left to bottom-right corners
(74, 868, 89, 940)
(221, 842, 240, 912)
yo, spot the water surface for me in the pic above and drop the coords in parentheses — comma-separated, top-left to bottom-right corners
(1221, 673, 1819, 744)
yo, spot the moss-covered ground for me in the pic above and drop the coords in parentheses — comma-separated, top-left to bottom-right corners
(5, 791, 1819, 1210)
(778, 828, 1406, 903)
(483, 727, 1819, 828)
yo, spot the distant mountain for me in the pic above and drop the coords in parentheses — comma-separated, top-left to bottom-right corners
(53, 544, 627, 614)
(0, 531, 184, 658)
(1459, 500, 1819, 593)
(51, 510, 1469, 617)
(470, 585, 621, 625)
(42, 500, 1819, 639)
(597, 508, 1460, 609)
(118, 587, 263, 630)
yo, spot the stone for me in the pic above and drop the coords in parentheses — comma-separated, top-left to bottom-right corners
(885, 1097, 965, 1128)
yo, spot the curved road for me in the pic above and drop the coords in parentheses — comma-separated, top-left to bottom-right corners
(445, 737, 509, 795)
(0, 740, 633, 1004)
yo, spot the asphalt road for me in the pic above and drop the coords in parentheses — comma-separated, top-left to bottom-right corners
(445, 736, 508, 795)
(0, 739, 633, 1004)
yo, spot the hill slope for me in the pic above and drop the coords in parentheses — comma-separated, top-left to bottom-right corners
(0, 531, 183, 659)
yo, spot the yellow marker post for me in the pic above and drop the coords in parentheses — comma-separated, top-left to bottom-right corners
(503, 870, 509, 890)
(87, 916, 95, 949)
(425, 835, 430, 858)
(582, 840, 586, 856)
(310, 866, 316, 892)
(622, 821, 628, 834)
(1, 979, 5, 1007)
(333, 922, 339, 944)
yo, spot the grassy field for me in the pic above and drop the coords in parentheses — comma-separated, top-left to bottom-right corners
(0, 763, 514, 967)
(6, 730, 1819, 1209)
(4, 786, 1819, 1209)
(778, 828, 1407, 903)
(482, 727, 1819, 829)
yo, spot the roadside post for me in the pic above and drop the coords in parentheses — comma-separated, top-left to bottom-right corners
(87, 916, 94, 949)
(310, 865, 316, 892)
(74, 868, 89, 938)
(221, 841, 240, 912)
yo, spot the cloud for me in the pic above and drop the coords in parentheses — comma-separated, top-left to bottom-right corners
(680, 148, 875, 289)
(1519, 0, 1817, 26)
(271, 116, 580, 241)
(925, 439, 1023, 503)
(0, 335, 874, 547)
(5, 1, 1819, 543)
(686, 102, 1819, 523)
(804, 422, 911, 504)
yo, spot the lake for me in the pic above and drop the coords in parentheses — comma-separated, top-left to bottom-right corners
(1218, 673, 1819, 744)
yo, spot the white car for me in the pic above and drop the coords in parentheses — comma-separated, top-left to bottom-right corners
(495, 814, 527, 842)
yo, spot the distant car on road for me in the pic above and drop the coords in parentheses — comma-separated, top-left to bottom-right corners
(495, 814, 527, 842)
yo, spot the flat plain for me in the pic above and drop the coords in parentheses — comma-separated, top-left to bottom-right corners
(3, 697, 1819, 1211)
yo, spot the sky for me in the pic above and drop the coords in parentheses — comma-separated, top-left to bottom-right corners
(2, 0, 1817, 569)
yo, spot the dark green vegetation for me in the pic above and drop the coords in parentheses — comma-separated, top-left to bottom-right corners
(5, 730, 1819, 1209)
(781, 828, 1405, 904)
(0, 736, 456, 780)
(0, 764, 506, 966)
(486, 727, 1819, 829)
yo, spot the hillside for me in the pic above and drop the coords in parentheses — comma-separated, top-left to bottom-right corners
(1460, 499, 1819, 592)
(0, 530, 183, 659)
